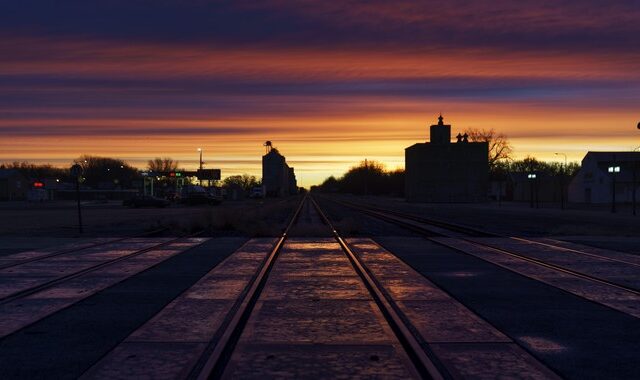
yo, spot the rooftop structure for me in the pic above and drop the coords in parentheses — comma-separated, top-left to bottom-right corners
(568, 151, 640, 204)
(262, 143, 297, 197)
(405, 115, 488, 202)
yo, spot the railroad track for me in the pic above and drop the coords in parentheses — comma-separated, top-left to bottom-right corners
(186, 195, 445, 379)
(309, 196, 445, 379)
(339, 198, 640, 268)
(190, 195, 307, 379)
(0, 230, 198, 306)
(80, 195, 560, 379)
(0, 227, 169, 270)
(320, 196, 640, 316)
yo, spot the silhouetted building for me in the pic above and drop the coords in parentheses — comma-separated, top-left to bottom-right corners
(0, 169, 28, 201)
(568, 152, 640, 203)
(405, 115, 488, 202)
(262, 144, 298, 197)
(509, 172, 566, 204)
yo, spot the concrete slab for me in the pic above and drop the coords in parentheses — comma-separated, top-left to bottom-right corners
(528, 237, 640, 265)
(376, 236, 640, 379)
(183, 275, 254, 300)
(223, 344, 417, 379)
(80, 342, 206, 380)
(434, 237, 640, 318)
(0, 238, 112, 259)
(0, 298, 71, 337)
(469, 237, 640, 289)
(399, 300, 509, 343)
(244, 300, 393, 344)
(81, 238, 274, 379)
(260, 276, 370, 300)
(431, 343, 559, 380)
(0, 238, 170, 300)
(223, 237, 420, 378)
(128, 299, 234, 343)
(349, 238, 556, 378)
(0, 239, 207, 338)
(0, 237, 247, 380)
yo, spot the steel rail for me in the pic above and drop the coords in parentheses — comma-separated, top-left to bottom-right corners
(0, 231, 200, 305)
(0, 227, 169, 270)
(509, 236, 640, 268)
(329, 196, 640, 267)
(310, 196, 447, 380)
(322, 196, 640, 296)
(327, 197, 495, 237)
(193, 195, 306, 380)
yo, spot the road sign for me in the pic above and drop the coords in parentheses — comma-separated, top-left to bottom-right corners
(196, 169, 221, 180)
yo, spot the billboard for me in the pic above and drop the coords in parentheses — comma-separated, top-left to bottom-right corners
(196, 169, 221, 180)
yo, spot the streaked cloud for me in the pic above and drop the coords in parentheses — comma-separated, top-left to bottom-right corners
(0, 1, 639, 186)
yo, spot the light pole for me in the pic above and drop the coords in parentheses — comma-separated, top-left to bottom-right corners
(70, 164, 83, 234)
(197, 148, 203, 186)
(633, 160, 637, 216)
(635, 124, 639, 215)
(608, 165, 620, 213)
(528, 173, 537, 208)
(555, 153, 567, 210)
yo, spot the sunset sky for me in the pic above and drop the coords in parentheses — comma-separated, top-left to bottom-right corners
(1, 1, 639, 186)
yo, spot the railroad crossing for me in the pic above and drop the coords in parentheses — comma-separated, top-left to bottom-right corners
(1, 195, 639, 379)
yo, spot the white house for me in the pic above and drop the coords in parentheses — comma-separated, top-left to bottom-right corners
(568, 152, 640, 204)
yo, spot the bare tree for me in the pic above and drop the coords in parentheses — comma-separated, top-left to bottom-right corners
(223, 174, 260, 191)
(147, 157, 179, 173)
(75, 155, 139, 188)
(464, 128, 513, 168)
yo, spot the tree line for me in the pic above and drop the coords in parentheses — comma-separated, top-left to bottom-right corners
(313, 160, 405, 196)
(1, 155, 260, 191)
(314, 128, 581, 196)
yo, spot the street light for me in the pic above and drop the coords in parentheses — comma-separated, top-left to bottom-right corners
(197, 148, 203, 186)
(70, 164, 83, 234)
(555, 153, 567, 210)
(528, 173, 537, 208)
(608, 165, 620, 213)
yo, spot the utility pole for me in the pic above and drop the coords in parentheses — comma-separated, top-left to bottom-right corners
(635, 124, 639, 215)
(198, 148, 203, 186)
(633, 161, 637, 216)
(70, 164, 83, 234)
(364, 158, 368, 196)
(528, 173, 536, 208)
(608, 162, 620, 213)
(555, 153, 567, 210)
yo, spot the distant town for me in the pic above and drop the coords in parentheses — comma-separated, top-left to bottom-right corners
(1, 115, 638, 215)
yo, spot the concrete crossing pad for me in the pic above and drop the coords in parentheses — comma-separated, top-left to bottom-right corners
(349, 238, 559, 379)
(222, 237, 420, 379)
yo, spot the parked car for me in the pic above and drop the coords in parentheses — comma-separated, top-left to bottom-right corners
(164, 191, 181, 202)
(249, 186, 265, 199)
(27, 188, 48, 202)
(180, 185, 221, 205)
(123, 195, 170, 208)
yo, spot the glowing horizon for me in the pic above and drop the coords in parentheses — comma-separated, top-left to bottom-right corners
(1, 1, 639, 187)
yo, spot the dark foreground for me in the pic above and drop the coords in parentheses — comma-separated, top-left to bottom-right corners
(0, 195, 639, 379)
